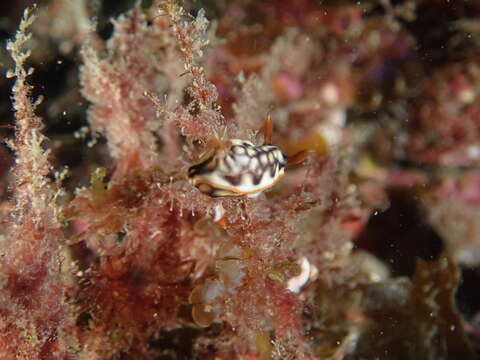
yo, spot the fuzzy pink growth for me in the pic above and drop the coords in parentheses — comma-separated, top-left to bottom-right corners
(1, 6, 75, 359)
(80, 9, 163, 178)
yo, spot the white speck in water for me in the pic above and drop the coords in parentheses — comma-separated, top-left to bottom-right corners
(467, 145, 480, 159)
(320, 82, 339, 105)
(286, 257, 313, 293)
(212, 203, 225, 222)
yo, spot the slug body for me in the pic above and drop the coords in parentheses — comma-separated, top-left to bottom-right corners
(188, 139, 287, 198)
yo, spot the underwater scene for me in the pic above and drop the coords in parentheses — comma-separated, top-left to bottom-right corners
(1, 1, 479, 359)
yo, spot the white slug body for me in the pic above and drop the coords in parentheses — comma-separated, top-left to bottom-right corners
(188, 139, 287, 197)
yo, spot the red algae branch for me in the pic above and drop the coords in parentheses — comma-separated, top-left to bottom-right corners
(1, 6, 76, 359)
(1, 0, 479, 359)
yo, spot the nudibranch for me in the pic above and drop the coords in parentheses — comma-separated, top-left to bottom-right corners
(188, 117, 306, 198)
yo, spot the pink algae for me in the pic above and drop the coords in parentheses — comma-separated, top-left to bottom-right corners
(1, 1, 479, 359)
